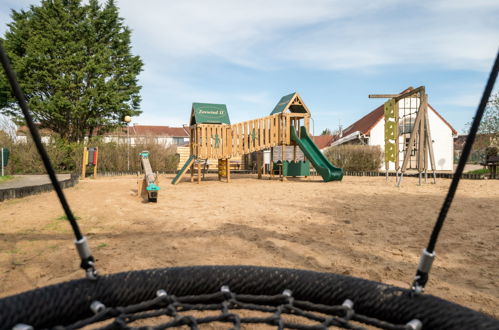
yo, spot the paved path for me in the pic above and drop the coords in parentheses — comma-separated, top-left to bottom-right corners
(0, 174, 71, 189)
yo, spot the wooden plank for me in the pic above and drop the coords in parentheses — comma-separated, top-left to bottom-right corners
(227, 127, 232, 158)
(216, 126, 221, 159)
(418, 114, 425, 172)
(197, 161, 201, 184)
(81, 147, 87, 179)
(244, 122, 249, 154)
(190, 162, 194, 183)
(258, 118, 265, 150)
(286, 114, 291, 145)
(264, 117, 268, 148)
(200, 126, 205, 159)
(239, 123, 244, 156)
(304, 116, 310, 134)
(272, 116, 277, 146)
(369, 94, 401, 98)
(206, 126, 211, 159)
(93, 147, 98, 179)
(252, 119, 255, 151)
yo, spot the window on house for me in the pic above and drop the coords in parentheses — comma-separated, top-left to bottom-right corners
(173, 137, 185, 145)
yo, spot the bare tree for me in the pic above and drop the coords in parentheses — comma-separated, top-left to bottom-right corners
(0, 115, 17, 142)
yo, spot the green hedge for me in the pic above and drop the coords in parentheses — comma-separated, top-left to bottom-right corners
(324, 145, 382, 172)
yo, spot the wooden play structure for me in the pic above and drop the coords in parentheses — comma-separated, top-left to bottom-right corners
(137, 151, 160, 202)
(369, 86, 436, 186)
(81, 147, 98, 179)
(171, 93, 343, 184)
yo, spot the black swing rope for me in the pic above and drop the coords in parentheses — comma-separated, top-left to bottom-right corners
(0, 41, 97, 280)
(0, 39, 498, 329)
(411, 49, 499, 294)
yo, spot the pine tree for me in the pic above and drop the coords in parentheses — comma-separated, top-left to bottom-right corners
(0, 0, 143, 141)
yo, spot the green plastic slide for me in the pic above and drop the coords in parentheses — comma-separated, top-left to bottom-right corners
(290, 126, 343, 182)
(171, 155, 196, 185)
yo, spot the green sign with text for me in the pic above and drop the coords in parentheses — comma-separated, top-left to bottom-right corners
(191, 103, 230, 125)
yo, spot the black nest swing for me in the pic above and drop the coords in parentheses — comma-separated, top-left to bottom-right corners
(0, 44, 498, 330)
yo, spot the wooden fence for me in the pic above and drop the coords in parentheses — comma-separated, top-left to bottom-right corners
(191, 113, 309, 159)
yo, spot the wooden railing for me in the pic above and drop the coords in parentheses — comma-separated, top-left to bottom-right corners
(191, 113, 309, 159)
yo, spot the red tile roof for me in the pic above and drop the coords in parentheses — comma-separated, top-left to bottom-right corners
(342, 104, 384, 137)
(17, 125, 190, 137)
(311, 135, 336, 149)
(342, 87, 457, 137)
(124, 125, 189, 137)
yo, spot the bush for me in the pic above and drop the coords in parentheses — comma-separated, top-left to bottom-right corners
(91, 138, 179, 173)
(0, 134, 179, 175)
(324, 145, 382, 171)
(485, 146, 498, 158)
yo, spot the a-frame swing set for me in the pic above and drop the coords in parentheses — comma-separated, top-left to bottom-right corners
(369, 86, 437, 187)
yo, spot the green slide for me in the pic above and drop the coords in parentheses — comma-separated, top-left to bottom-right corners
(290, 126, 343, 182)
(171, 155, 196, 185)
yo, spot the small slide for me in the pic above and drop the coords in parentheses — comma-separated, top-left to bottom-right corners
(171, 155, 196, 185)
(290, 126, 343, 182)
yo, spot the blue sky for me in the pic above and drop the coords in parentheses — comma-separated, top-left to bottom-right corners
(1, 0, 498, 135)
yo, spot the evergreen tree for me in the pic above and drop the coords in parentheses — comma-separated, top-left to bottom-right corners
(320, 128, 332, 135)
(0, 0, 143, 141)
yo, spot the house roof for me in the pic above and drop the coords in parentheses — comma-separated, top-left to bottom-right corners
(17, 125, 190, 137)
(312, 135, 335, 149)
(17, 126, 55, 136)
(342, 88, 457, 137)
(270, 92, 310, 115)
(124, 125, 189, 137)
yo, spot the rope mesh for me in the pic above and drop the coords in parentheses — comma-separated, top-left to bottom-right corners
(60, 287, 416, 330)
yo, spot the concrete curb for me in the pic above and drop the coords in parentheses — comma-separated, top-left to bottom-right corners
(0, 173, 79, 201)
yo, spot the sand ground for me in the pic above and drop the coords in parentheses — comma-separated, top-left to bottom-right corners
(0, 174, 497, 318)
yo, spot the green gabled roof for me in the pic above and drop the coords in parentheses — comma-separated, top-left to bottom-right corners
(270, 92, 310, 115)
(190, 103, 230, 125)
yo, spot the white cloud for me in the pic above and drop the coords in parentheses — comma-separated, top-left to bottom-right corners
(115, 0, 499, 72)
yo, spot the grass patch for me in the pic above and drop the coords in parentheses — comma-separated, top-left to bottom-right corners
(56, 215, 81, 221)
(96, 243, 108, 249)
(0, 175, 14, 183)
(467, 168, 490, 175)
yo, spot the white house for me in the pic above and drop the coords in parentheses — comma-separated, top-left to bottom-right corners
(16, 125, 191, 147)
(335, 88, 457, 171)
(104, 125, 190, 146)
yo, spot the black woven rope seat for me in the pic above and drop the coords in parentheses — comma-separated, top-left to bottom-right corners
(1, 265, 498, 329)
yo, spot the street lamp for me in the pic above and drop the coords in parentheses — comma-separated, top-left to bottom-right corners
(124, 116, 132, 171)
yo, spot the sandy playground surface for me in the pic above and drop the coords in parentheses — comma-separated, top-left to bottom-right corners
(0, 174, 498, 318)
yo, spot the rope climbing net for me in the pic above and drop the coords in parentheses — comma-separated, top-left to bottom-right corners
(60, 287, 418, 330)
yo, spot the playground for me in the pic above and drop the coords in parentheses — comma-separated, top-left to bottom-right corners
(0, 175, 497, 318)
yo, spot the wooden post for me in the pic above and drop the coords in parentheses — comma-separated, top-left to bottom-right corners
(197, 161, 201, 184)
(270, 147, 274, 179)
(227, 159, 231, 183)
(93, 147, 98, 179)
(190, 163, 194, 182)
(257, 151, 263, 179)
(418, 113, 425, 181)
(81, 147, 87, 179)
